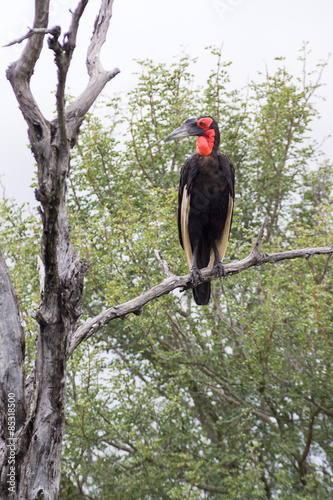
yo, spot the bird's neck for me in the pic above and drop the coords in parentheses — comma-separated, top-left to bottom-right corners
(196, 129, 218, 156)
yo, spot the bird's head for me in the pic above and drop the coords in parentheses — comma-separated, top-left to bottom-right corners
(165, 116, 220, 156)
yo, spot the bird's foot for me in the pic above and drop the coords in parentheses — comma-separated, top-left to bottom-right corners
(190, 265, 203, 285)
(212, 261, 225, 278)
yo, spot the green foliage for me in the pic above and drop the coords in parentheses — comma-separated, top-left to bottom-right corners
(1, 47, 333, 499)
(0, 194, 40, 371)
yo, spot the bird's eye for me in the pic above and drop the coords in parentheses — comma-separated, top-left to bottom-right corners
(199, 120, 205, 127)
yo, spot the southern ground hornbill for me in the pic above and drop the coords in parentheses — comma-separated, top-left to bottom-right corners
(165, 116, 235, 305)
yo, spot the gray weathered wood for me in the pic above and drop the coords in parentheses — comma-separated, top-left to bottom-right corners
(0, 248, 26, 491)
(2, 0, 119, 498)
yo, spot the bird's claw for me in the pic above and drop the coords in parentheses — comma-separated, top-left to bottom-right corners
(190, 266, 203, 285)
(212, 262, 225, 278)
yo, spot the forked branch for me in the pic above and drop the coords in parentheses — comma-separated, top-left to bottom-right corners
(63, 0, 120, 141)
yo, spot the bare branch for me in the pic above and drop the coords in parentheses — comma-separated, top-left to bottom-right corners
(295, 406, 321, 483)
(154, 249, 176, 278)
(109, 438, 135, 454)
(307, 398, 333, 417)
(86, 0, 114, 77)
(66, 0, 89, 56)
(197, 364, 279, 431)
(46, 2, 89, 149)
(68, 217, 333, 356)
(6, 0, 51, 151)
(8, 0, 49, 77)
(207, 384, 279, 431)
(298, 407, 321, 468)
(68, 272, 188, 356)
(64, 0, 120, 142)
(195, 483, 224, 494)
(3, 26, 60, 47)
(47, 28, 69, 148)
(253, 246, 333, 267)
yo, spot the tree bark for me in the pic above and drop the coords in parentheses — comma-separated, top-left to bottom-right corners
(0, 248, 26, 493)
(1, 1, 119, 498)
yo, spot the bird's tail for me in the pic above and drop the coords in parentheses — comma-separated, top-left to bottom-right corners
(192, 282, 211, 305)
(192, 238, 211, 305)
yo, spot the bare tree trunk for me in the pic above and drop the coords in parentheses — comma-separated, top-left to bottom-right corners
(0, 248, 26, 494)
(1, 1, 119, 498)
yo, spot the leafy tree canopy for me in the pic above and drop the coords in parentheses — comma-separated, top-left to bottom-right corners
(1, 46, 333, 499)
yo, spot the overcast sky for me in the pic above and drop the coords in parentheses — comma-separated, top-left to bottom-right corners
(1, 0, 332, 204)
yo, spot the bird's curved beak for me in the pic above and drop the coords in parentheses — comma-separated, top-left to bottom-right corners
(165, 118, 204, 141)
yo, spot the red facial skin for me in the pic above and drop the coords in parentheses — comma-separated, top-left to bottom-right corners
(196, 117, 215, 156)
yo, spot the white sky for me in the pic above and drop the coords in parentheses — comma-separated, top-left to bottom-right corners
(1, 0, 332, 204)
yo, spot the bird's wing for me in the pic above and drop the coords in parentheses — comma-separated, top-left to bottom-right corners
(178, 156, 198, 268)
(209, 153, 235, 266)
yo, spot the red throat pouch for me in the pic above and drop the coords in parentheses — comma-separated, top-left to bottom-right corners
(196, 129, 215, 156)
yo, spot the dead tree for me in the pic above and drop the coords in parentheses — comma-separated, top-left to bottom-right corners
(1, 1, 333, 499)
(1, 1, 119, 498)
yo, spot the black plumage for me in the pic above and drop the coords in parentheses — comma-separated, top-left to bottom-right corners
(165, 116, 235, 305)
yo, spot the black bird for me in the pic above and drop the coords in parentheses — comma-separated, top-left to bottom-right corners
(165, 116, 235, 305)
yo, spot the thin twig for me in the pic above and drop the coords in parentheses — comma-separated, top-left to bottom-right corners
(298, 407, 321, 471)
(3, 27, 61, 47)
(154, 249, 175, 278)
